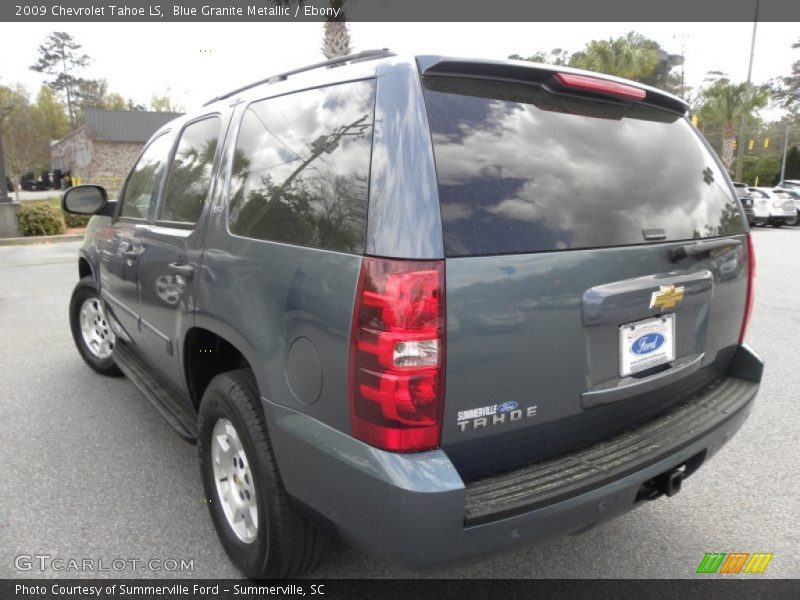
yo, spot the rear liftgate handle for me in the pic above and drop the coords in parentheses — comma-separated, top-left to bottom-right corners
(670, 238, 741, 262)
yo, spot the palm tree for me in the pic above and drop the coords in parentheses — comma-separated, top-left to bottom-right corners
(322, 1, 351, 59)
(697, 76, 768, 170)
(569, 32, 659, 82)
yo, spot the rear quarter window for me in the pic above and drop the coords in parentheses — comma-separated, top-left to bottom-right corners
(228, 80, 375, 253)
(422, 77, 746, 257)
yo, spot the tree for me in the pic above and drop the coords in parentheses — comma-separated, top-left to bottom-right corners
(509, 49, 570, 66)
(34, 85, 70, 141)
(510, 32, 685, 95)
(74, 78, 108, 111)
(771, 38, 800, 122)
(569, 32, 660, 82)
(0, 85, 50, 201)
(321, 1, 351, 59)
(104, 93, 129, 110)
(127, 99, 147, 111)
(29, 32, 90, 127)
(697, 74, 769, 171)
(741, 155, 781, 187)
(150, 91, 183, 113)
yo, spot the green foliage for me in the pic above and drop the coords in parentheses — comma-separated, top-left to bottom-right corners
(1, 84, 48, 195)
(509, 49, 570, 66)
(17, 203, 67, 236)
(150, 89, 183, 113)
(63, 211, 91, 228)
(509, 32, 685, 95)
(1, 83, 73, 197)
(771, 38, 800, 120)
(741, 155, 781, 187)
(784, 146, 800, 180)
(74, 79, 140, 121)
(696, 75, 769, 169)
(35, 85, 70, 140)
(74, 78, 109, 112)
(569, 32, 660, 82)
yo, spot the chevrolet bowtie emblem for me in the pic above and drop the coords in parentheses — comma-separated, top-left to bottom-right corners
(650, 284, 685, 310)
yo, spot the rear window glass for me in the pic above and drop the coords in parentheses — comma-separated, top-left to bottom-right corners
(422, 78, 745, 257)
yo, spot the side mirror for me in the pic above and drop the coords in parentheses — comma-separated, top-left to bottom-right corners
(62, 184, 113, 216)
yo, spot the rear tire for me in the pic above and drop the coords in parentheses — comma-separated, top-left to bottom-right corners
(69, 276, 122, 376)
(770, 218, 784, 228)
(197, 369, 329, 579)
(786, 212, 799, 226)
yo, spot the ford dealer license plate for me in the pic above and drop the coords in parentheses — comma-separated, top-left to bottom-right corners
(619, 314, 676, 377)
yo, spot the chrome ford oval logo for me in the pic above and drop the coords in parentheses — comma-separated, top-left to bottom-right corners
(631, 333, 665, 355)
(497, 401, 519, 414)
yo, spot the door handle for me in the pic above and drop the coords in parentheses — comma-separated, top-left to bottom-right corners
(121, 248, 139, 260)
(168, 262, 195, 278)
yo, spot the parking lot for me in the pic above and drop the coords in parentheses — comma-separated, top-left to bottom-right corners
(0, 228, 797, 579)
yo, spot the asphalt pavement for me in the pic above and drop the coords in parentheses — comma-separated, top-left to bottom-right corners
(0, 229, 797, 579)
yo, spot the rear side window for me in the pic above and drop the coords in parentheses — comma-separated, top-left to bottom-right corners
(228, 80, 375, 253)
(119, 132, 174, 219)
(160, 116, 221, 224)
(422, 78, 746, 257)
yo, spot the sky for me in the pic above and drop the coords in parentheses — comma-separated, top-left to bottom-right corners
(1, 22, 797, 116)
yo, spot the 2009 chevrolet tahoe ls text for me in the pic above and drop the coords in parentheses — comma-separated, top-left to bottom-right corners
(64, 50, 763, 578)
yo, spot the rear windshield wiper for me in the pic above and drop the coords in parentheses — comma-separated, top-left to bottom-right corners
(670, 239, 741, 262)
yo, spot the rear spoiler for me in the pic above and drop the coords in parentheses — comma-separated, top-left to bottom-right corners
(416, 55, 689, 116)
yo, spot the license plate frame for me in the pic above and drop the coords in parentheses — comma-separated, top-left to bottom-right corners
(619, 314, 676, 377)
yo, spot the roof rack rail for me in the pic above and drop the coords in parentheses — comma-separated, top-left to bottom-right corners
(203, 48, 395, 106)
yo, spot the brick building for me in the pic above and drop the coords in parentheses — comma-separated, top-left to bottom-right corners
(50, 109, 182, 189)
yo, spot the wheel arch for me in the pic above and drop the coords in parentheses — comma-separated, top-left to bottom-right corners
(183, 319, 268, 413)
(78, 255, 93, 281)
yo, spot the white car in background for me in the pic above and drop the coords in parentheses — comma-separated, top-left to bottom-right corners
(742, 187, 771, 226)
(748, 187, 796, 227)
(732, 182, 768, 226)
(774, 187, 800, 226)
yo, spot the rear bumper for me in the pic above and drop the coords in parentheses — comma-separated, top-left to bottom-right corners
(263, 344, 762, 568)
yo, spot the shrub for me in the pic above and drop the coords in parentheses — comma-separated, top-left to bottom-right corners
(17, 203, 67, 237)
(62, 211, 91, 228)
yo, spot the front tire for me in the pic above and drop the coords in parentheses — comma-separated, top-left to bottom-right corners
(770, 218, 784, 228)
(785, 212, 799, 226)
(197, 370, 329, 578)
(69, 276, 121, 376)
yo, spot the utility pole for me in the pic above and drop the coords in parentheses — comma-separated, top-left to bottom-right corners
(780, 125, 791, 183)
(0, 103, 10, 203)
(734, 0, 760, 181)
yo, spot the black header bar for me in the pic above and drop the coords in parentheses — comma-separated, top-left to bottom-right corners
(2, 0, 799, 22)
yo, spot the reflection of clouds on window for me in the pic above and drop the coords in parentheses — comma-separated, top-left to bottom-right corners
(229, 80, 375, 254)
(424, 78, 744, 256)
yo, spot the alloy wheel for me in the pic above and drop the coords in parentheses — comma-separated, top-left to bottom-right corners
(79, 297, 115, 359)
(211, 418, 259, 543)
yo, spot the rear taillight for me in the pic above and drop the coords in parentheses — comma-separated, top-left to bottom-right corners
(554, 72, 647, 101)
(739, 234, 756, 344)
(349, 257, 445, 452)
